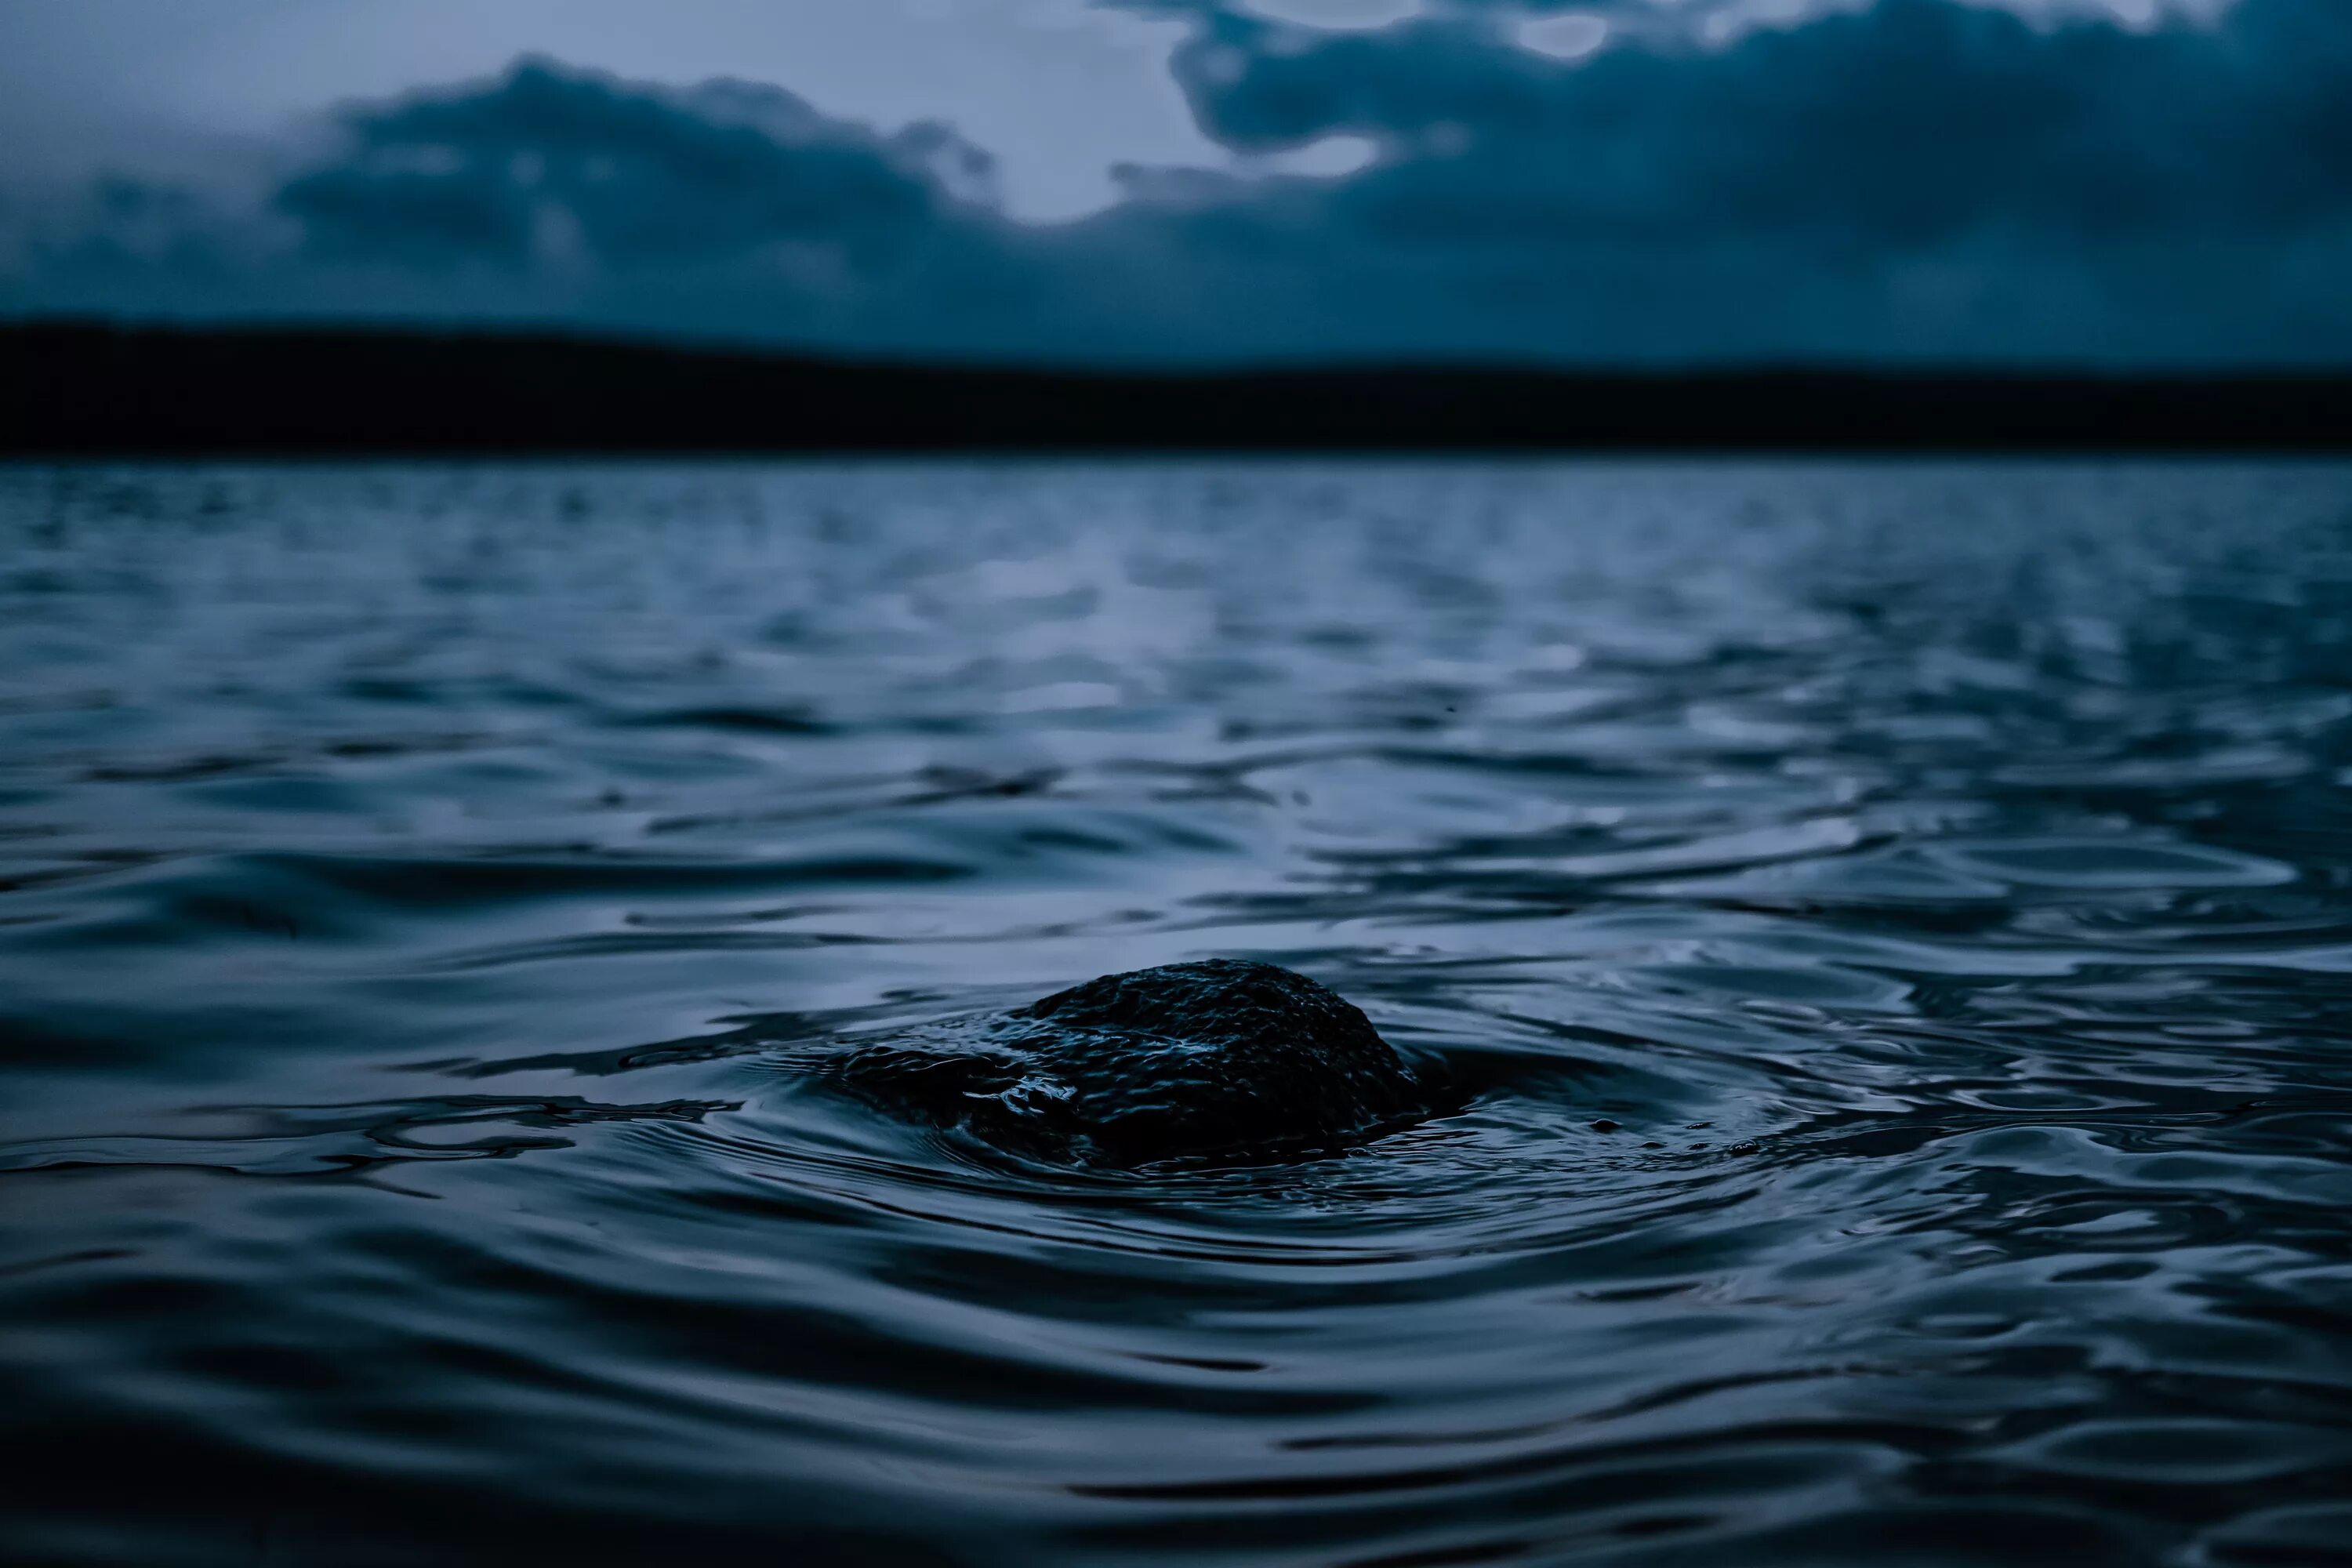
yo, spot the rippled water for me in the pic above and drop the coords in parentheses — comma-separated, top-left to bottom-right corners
(6, 460, 2352, 1566)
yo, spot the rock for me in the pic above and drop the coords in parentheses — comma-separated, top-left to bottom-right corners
(836, 959, 1443, 1168)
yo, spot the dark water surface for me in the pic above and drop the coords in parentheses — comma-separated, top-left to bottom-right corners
(6, 460, 2352, 1566)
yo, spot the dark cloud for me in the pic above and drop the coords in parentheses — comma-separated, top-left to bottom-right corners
(277, 60, 993, 270)
(0, 59, 1025, 352)
(5, 0, 2352, 365)
(1163, 0, 2352, 245)
(1048, 0, 2352, 362)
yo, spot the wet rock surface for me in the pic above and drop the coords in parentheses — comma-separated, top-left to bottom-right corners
(836, 960, 1448, 1167)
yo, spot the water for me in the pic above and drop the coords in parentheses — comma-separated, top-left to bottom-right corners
(5, 460, 2352, 1567)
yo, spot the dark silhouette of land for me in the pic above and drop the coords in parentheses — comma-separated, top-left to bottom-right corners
(5, 321, 2350, 455)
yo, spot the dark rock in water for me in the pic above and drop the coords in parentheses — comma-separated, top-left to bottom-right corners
(837, 959, 1443, 1168)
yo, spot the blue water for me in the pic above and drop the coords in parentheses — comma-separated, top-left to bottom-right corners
(5, 460, 2352, 1566)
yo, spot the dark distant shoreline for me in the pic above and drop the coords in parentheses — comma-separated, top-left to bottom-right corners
(5, 321, 2350, 456)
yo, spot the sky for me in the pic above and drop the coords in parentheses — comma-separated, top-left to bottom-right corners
(0, 0, 2344, 368)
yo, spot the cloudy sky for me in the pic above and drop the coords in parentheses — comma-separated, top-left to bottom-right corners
(1, 0, 2344, 367)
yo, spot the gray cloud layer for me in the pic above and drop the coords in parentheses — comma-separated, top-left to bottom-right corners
(5, 0, 2348, 366)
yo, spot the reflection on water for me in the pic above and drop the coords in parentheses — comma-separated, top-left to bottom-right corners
(5, 460, 2352, 1566)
